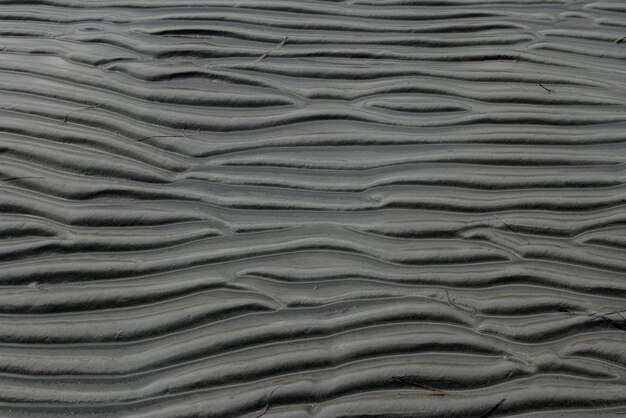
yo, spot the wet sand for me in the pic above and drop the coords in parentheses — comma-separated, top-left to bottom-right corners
(0, 0, 625, 417)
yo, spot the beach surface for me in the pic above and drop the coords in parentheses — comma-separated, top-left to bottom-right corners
(0, 0, 625, 416)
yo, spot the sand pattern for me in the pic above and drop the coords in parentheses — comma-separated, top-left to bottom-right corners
(0, 0, 625, 416)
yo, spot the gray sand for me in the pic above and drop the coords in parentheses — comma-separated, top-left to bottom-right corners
(0, 0, 625, 416)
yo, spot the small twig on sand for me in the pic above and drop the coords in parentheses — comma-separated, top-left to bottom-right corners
(507, 55, 521, 71)
(392, 377, 445, 397)
(189, 61, 208, 70)
(181, 129, 196, 140)
(492, 215, 529, 245)
(63, 104, 99, 123)
(445, 289, 460, 311)
(256, 386, 282, 418)
(480, 398, 507, 418)
(256, 36, 288, 63)
(444, 289, 475, 316)
(589, 309, 626, 330)
(492, 215, 516, 234)
(539, 84, 552, 93)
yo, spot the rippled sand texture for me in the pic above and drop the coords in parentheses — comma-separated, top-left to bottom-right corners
(1, 0, 626, 417)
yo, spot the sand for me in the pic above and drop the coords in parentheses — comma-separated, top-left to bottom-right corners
(0, 0, 625, 416)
